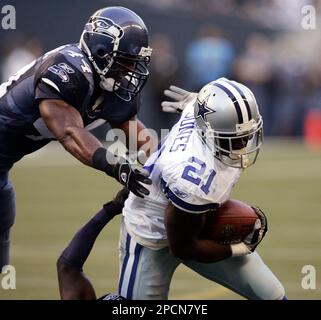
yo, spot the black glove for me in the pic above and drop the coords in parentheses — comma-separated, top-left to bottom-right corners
(92, 148, 152, 198)
(112, 158, 152, 198)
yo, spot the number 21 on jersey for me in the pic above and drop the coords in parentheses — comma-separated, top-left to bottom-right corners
(182, 157, 216, 195)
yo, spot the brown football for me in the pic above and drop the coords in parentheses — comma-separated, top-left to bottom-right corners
(200, 199, 259, 244)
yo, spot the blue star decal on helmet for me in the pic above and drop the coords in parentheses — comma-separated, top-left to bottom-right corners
(196, 94, 215, 122)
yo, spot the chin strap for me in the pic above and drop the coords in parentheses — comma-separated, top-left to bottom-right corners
(100, 77, 115, 92)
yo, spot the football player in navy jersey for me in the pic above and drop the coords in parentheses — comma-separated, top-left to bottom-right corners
(0, 7, 157, 269)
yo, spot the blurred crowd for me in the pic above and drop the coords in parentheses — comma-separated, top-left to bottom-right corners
(138, 0, 321, 31)
(1, 1, 321, 138)
(148, 24, 321, 137)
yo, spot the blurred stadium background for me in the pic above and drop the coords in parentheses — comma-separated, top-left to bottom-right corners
(0, 0, 321, 299)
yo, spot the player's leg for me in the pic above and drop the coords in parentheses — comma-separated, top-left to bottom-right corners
(118, 219, 180, 300)
(0, 171, 16, 269)
(184, 252, 286, 300)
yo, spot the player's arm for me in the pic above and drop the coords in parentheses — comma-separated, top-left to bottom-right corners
(111, 116, 158, 159)
(39, 100, 151, 198)
(165, 202, 232, 263)
(57, 188, 128, 300)
(35, 52, 151, 197)
(57, 264, 96, 300)
(39, 99, 101, 165)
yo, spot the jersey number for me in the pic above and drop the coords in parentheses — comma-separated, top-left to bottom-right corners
(181, 157, 216, 195)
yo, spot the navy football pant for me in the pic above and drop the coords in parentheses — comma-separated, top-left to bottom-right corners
(0, 172, 16, 269)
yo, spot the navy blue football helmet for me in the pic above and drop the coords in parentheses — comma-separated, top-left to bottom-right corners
(80, 6, 152, 101)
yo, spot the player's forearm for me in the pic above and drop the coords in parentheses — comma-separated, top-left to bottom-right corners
(135, 119, 158, 158)
(40, 99, 104, 166)
(57, 205, 117, 271)
(165, 204, 232, 263)
(61, 125, 151, 198)
(181, 239, 232, 263)
(60, 126, 103, 166)
(112, 118, 158, 159)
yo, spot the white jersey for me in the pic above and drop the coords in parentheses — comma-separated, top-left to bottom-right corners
(123, 100, 242, 249)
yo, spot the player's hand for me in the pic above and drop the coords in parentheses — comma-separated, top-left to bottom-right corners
(230, 207, 268, 257)
(108, 187, 130, 214)
(92, 148, 151, 198)
(244, 207, 268, 251)
(102, 188, 130, 218)
(161, 85, 197, 114)
(114, 158, 152, 198)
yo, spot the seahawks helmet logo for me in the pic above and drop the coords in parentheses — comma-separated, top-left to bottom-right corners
(86, 17, 124, 43)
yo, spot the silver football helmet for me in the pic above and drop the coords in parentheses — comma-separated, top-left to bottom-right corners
(194, 78, 263, 168)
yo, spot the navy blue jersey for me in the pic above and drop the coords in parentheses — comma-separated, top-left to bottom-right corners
(0, 44, 140, 169)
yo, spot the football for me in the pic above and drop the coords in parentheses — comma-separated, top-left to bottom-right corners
(200, 199, 259, 244)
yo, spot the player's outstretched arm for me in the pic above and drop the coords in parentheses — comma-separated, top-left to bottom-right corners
(57, 188, 129, 300)
(111, 116, 159, 160)
(39, 99, 151, 198)
(39, 99, 102, 165)
(165, 203, 232, 263)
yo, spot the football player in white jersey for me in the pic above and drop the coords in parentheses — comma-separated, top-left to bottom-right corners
(118, 78, 286, 300)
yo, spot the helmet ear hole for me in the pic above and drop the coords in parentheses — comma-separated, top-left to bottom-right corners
(97, 49, 105, 58)
(95, 45, 107, 58)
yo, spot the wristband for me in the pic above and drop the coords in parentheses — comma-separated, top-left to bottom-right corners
(92, 147, 116, 177)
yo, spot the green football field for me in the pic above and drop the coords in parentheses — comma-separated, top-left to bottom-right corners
(0, 140, 321, 300)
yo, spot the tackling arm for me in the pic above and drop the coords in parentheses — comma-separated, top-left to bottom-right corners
(165, 202, 232, 263)
(57, 205, 114, 300)
(39, 99, 102, 166)
(39, 99, 151, 198)
(111, 116, 159, 161)
(57, 188, 129, 300)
